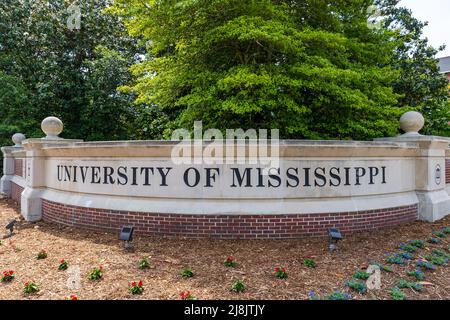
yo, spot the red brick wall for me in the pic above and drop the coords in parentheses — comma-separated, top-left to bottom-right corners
(11, 182, 23, 210)
(42, 200, 418, 239)
(446, 158, 450, 184)
(14, 159, 23, 177)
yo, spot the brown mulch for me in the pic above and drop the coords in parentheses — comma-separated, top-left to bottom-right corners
(0, 198, 449, 300)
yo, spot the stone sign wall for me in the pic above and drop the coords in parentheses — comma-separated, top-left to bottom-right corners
(1, 113, 449, 238)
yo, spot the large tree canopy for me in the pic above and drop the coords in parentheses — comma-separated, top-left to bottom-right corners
(111, 0, 417, 140)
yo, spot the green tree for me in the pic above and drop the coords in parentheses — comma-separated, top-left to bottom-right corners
(111, 0, 406, 140)
(377, 0, 449, 137)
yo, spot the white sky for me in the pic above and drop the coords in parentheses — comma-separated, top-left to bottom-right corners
(399, 0, 450, 58)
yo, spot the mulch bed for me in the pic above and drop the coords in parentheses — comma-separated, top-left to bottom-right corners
(0, 198, 449, 300)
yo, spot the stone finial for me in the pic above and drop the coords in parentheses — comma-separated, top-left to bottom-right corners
(400, 111, 424, 136)
(41, 116, 63, 139)
(12, 133, 26, 147)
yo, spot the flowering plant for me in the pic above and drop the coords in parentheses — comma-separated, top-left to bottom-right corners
(390, 287, 407, 300)
(180, 291, 196, 300)
(129, 280, 144, 295)
(89, 265, 104, 280)
(346, 279, 367, 294)
(224, 256, 237, 267)
(416, 259, 435, 271)
(58, 259, 69, 271)
(275, 267, 288, 279)
(37, 249, 48, 260)
(428, 237, 440, 244)
(406, 269, 425, 281)
(398, 243, 417, 253)
(66, 295, 78, 300)
(353, 270, 370, 280)
(409, 240, 425, 249)
(308, 291, 352, 301)
(23, 281, 39, 295)
(1, 270, 15, 282)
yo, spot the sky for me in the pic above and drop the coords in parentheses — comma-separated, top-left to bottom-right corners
(400, 0, 450, 58)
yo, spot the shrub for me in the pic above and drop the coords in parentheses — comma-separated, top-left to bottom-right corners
(275, 267, 288, 279)
(346, 279, 367, 294)
(129, 280, 144, 295)
(181, 268, 194, 278)
(397, 279, 422, 292)
(406, 269, 425, 281)
(23, 281, 39, 295)
(1, 270, 14, 283)
(138, 258, 150, 270)
(303, 259, 317, 268)
(89, 265, 104, 280)
(37, 249, 48, 260)
(232, 280, 246, 293)
(353, 270, 370, 280)
(390, 287, 407, 300)
(224, 256, 237, 267)
(58, 259, 68, 271)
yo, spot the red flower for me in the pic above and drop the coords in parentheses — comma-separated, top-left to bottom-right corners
(227, 256, 233, 262)
(70, 295, 78, 300)
(99, 265, 103, 270)
(282, 268, 286, 273)
(275, 267, 280, 273)
(180, 292, 185, 300)
(138, 280, 143, 287)
(60, 259, 65, 263)
(131, 281, 136, 287)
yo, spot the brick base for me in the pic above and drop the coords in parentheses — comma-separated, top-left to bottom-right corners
(42, 200, 419, 239)
(446, 158, 450, 184)
(11, 182, 23, 210)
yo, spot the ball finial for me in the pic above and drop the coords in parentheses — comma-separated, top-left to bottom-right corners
(41, 116, 63, 139)
(400, 111, 424, 136)
(12, 133, 26, 147)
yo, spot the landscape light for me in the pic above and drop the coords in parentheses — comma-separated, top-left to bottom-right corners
(119, 226, 134, 251)
(5, 219, 17, 237)
(328, 228, 343, 252)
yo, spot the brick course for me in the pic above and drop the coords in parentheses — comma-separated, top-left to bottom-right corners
(42, 200, 418, 239)
(14, 159, 23, 177)
(11, 182, 23, 210)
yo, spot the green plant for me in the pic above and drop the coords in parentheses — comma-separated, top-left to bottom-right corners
(181, 268, 194, 278)
(390, 287, 407, 300)
(303, 259, 317, 268)
(138, 258, 150, 270)
(275, 267, 288, 279)
(432, 249, 450, 259)
(232, 280, 246, 293)
(386, 253, 406, 265)
(409, 240, 425, 249)
(23, 281, 39, 295)
(442, 227, 450, 234)
(397, 279, 422, 292)
(428, 237, 441, 244)
(416, 260, 436, 271)
(346, 279, 367, 294)
(433, 231, 446, 238)
(308, 291, 352, 300)
(353, 270, 370, 280)
(406, 269, 425, 281)
(425, 255, 448, 266)
(370, 261, 393, 272)
(58, 259, 68, 271)
(224, 256, 237, 267)
(129, 280, 144, 295)
(89, 265, 104, 280)
(1, 270, 14, 282)
(399, 244, 417, 253)
(37, 249, 48, 260)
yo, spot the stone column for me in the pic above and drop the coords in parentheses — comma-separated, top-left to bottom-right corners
(0, 133, 26, 197)
(377, 111, 450, 221)
(21, 117, 82, 221)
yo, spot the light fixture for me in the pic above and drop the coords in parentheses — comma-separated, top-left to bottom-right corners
(328, 228, 342, 252)
(5, 219, 17, 237)
(119, 226, 134, 252)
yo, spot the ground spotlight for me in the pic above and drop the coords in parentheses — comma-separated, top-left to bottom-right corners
(328, 228, 342, 252)
(119, 226, 134, 252)
(5, 219, 17, 237)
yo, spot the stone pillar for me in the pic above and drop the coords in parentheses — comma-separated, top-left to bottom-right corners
(0, 133, 26, 197)
(377, 111, 450, 221)
(20, 117, 82, 221)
